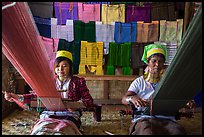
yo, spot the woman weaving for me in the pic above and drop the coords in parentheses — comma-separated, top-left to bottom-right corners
(4, 50, 94, 135)
(122, 44, 186, 135)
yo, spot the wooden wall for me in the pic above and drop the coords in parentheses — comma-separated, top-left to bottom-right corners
(2, 53, 19, 119)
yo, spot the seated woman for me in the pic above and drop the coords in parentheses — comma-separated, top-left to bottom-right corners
(4, 50, 94, 135)
(122, 44, 186, 135)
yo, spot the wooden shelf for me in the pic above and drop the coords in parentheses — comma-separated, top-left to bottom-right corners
(77, 75, 138, 81)
(16, 75, 138, 81)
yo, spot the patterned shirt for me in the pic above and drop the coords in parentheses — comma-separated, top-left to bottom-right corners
(22, 76, 94, 108)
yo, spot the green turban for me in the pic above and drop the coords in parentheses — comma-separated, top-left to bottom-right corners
(141, 44, 168, 64)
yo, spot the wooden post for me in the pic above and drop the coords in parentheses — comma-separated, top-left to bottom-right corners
(103, 81, 109, 100)
(183, 2, 195, 35)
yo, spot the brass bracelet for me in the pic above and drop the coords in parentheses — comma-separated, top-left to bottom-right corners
(18, 95, 24, 102)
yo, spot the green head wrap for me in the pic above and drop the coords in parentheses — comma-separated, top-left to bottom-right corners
(141, 44, 168, 64)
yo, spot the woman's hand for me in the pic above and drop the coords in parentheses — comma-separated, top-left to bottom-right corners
(3, 91, 14, 102)
(130, 96, 149, 108)
(3, 91, 19, 102)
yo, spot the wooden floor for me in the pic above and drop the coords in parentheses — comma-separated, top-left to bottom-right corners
(2, 105, 202, 135)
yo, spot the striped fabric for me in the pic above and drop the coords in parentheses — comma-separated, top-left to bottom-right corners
(95, 21, 115, 55)
(51, 18, 58, 38)
(165, 44, 177, 66)
(114, 21, 137, 43)
(40, 36, 59, 77)
(125, 3, 151, 23)
(40, 36, 59, 61)
(51, 18, 74, 42)
(78, 2, 101, 23)
(107, 42, 131, 75)
(54, 2, 78, 25)
(154, 42, 177, 66)
(74, 20, 96, 42)
(79, 41, 103, 75)
(159, 19, 183, 46)
(136, 21, 159, 43)
(33, 16, 51, 38)
(85, 2, 111, 4)
(101, 4, 125, 25)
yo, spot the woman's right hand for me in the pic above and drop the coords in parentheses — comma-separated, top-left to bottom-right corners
(130, 96, 149, 108)
(3, 91, 18, 102)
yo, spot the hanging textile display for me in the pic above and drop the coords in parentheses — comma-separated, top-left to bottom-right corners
(74, 20, 84, 42)
(131, 42, 152, 69)
(51, 18, 58, 38)
(114, 21, 137, 43)
(111, 2, 139, 4)
(154, 41, 178, 66)
(41, 36, 59, 62)
(83, 21, 96, 42)
(40, 36, 59, 78)
(57, 39, 81, 74)
(101, 4, 125, 24)
(2, 2, 65, 111)
(176, 19, 184, 46)
(106, 42, 117, 75)
(136, 21, 159, 43)
(165, 44, 177, 66)
(159, 20, 167, 43)
(51, 17, 69, 40)
(78, 41, 104, 75)
(125, 3, 151, 23)
(85, 2, 111, 4)
(150, 2, 177, 21)
(33, 16, 51, 38)
(51, 18, 74, 42)
(27, 2, 53, 18)
(120, 43, 131, 75)
(95, 21, 115, 55)
(78, 2, 101, 23)
(152, 6, 202, 115)
(74, 20, 96, 42)
(159, 19, 183, 46)
(54, 2, 78, 25)
(57, 24, 69, 41)
(107, 42, 131, 75)
(66, 20, 74, 42)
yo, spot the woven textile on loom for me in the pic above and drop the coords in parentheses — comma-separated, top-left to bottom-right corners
(2, 2, 65, 111)
(152, 6, 202, 116)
